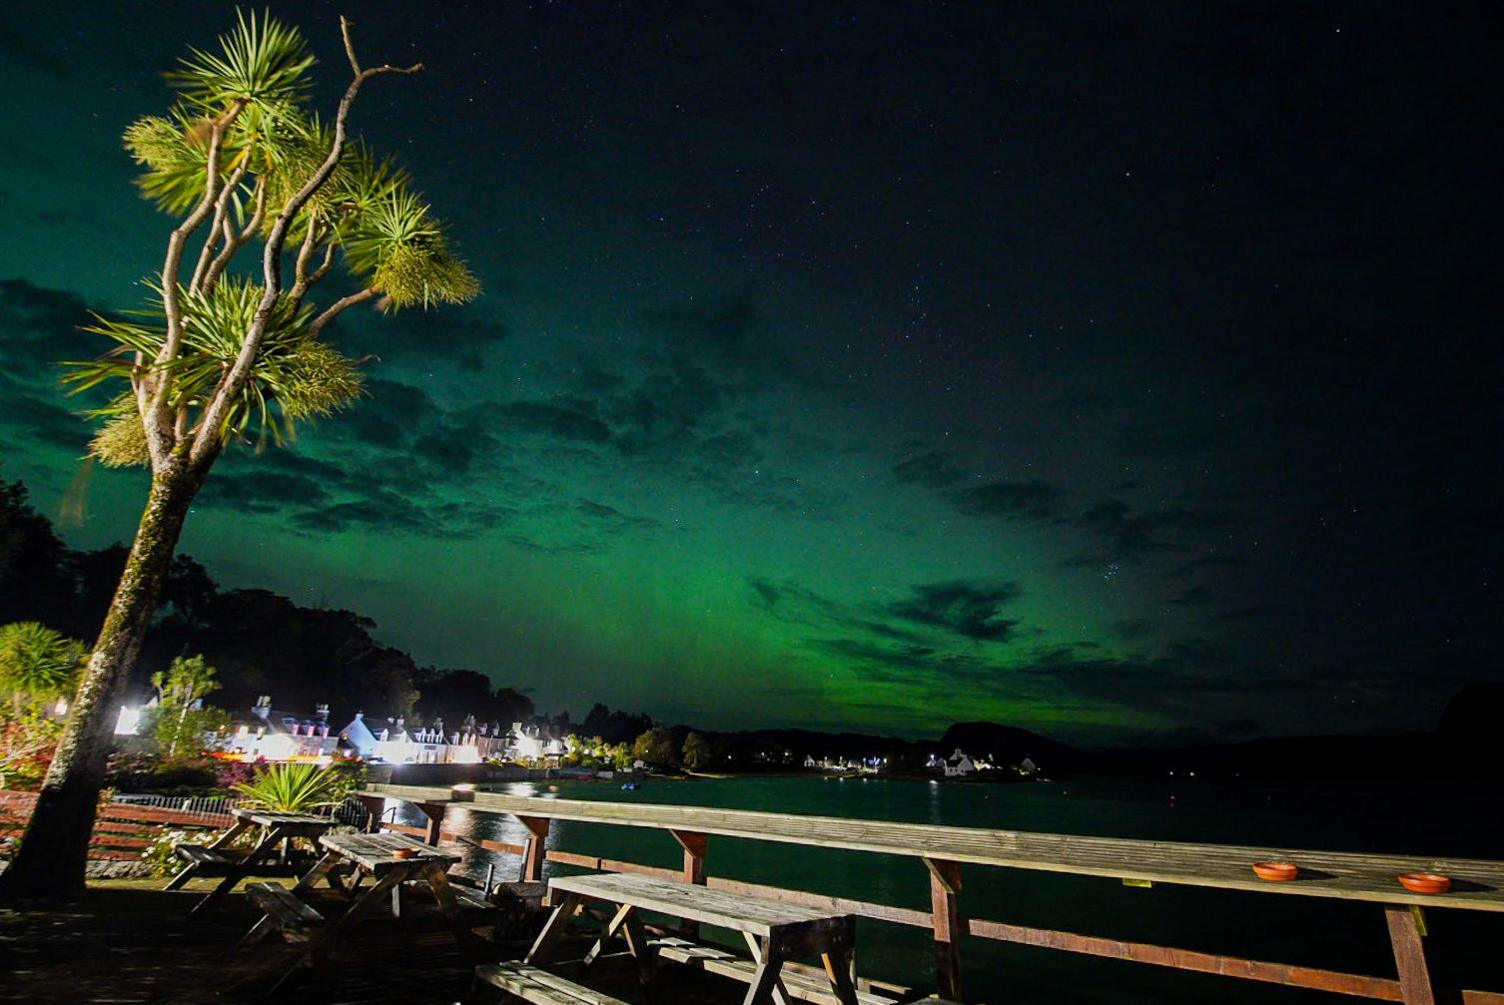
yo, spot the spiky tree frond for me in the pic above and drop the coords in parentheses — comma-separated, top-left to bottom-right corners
(341, 191, 479, 309)
(375, 245, 481, 309)
(0, 623, 85, 701)
(270, 340, 364, 420)
(66, 278, 363, 450)
(89, 399, 153, 468)
(166, 8, 313, 114)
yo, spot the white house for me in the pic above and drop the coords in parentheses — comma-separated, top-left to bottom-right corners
(338, 712, 506, 765)
(220, 696, 340, 762)
(929, 748, 975, 778)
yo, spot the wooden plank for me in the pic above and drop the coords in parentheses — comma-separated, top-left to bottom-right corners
(318, 830, 459, 874)
(1386, 906, 1437, 1005)
(967, 916, 1410, 1000)
(653, 938, 894, 1005)
(245, 881, 325, 926)
(548, 871, 853, 939)
(476, 962, 631, 1005)
(361, 783, 1504, 912)
(925, 859, 963, 1001)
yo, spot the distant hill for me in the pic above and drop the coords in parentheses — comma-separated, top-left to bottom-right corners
(937, 722, 1088, 773)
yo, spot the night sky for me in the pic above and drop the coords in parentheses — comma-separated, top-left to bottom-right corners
(1, 3, 1498, 744)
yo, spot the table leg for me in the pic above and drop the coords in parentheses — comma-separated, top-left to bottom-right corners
(742, 934, 792, 1005)
(191, 825, 286, 915)
(622, 909, 657, 984)
(742, 945, 791, 1005)
(525, 892, 583, 964)
(822, 947, 859, 1005)
(583, 902, 634, 967)
(292, 852, 343, 895)
(270, 867, 406, 992)
(423, 862, 482, 954)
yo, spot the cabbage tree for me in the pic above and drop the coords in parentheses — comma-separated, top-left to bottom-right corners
(1, 12, 476, 898)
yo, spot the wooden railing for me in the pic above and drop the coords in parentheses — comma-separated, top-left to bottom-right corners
(356, 782, 1504, 1004)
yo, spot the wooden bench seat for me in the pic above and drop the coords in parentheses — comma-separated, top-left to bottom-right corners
(474, 962, 629, 1005)
(652, 937, 895, 1005)
(239, 882, 324, 948)
(173, 842, 235, 866)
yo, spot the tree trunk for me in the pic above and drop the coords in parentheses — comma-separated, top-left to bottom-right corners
(0, 463, 204, 899)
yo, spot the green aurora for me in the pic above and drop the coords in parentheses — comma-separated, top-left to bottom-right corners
(1, 4, 1497, 744)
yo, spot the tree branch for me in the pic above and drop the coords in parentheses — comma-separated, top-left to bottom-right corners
(307, 286, 377, 340)
(147, 102, 245, 464)
(190, 19, 420, 468)
(188, 152, 250, 293)
(203, 176, 266, 292)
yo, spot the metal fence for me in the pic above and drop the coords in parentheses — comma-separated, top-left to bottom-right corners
(112, 792, 241, 817)
(111, 792, 373, 827)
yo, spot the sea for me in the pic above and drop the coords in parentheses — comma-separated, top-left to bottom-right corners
(384, 773, 1502, 1003)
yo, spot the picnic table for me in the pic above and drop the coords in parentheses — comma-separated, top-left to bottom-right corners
(165, 806, 335, 915)
(247, 831, 476, 990)
(522, 871, 859, 1005)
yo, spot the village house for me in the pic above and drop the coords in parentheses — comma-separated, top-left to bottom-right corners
(338, 712, 511, 765)
(927, 748, 978, 778)
(220, 696, 340, 762)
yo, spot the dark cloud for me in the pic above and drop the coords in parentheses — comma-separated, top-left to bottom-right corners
(887, 581, 1020, 642)
(0, 388, 87, 450)
(291, 490, 506, 538)
(1111, 618, 1154, 640)
(1076, 497, 1233, 562)
(349, 303, 509, 368)
(893, 451, 966, 489)
(0, 278, 100, 368)
(950, 480, 1063, 521)
(496, 399, 613, 444)
(200, 471, 331, 514)
(1169, 586, 1214, 607)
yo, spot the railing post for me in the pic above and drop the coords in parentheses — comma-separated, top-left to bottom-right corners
(1384, 906, 1437, 1005)
(669, 829, 708, 885)
(415, 801, 447, 846)
(670, 829, 709, 938)
(925, 857, 963, 1001)
(518, 815, 550, 883)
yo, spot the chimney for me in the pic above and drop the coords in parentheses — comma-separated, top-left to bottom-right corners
(315, 703, 330, 723)
(252, 696, 271, 720)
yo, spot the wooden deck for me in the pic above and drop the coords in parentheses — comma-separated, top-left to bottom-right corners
(360, 783, 1504, 1004)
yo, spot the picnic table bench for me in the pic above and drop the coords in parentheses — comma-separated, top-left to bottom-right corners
(166, 807, 335, 915)
(515, 871, 860, 1005)
(253, 831, 476, 991)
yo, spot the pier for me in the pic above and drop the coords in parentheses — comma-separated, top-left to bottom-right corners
(359, 782, 1504, 1004)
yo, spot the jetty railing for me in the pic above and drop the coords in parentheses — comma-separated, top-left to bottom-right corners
(355, 782, 1503, 1004)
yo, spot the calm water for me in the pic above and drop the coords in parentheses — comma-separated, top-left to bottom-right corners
(387, 774, 1502, 1003)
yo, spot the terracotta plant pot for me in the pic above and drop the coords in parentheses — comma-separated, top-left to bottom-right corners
(1252, 861, 1299, 882)
(392, 848, 416, 860)
(1397, 873, 1451, 895)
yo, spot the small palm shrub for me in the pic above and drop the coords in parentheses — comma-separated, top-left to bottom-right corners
(232, 762, 342, 813)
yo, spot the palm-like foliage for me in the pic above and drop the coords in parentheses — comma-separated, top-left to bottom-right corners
(82, 9, 477, 471)
(67, 279, 364, 464)
(233, 761, 342, 813)
(0, 623, 85, 710)
(167, 9, 312, 113)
